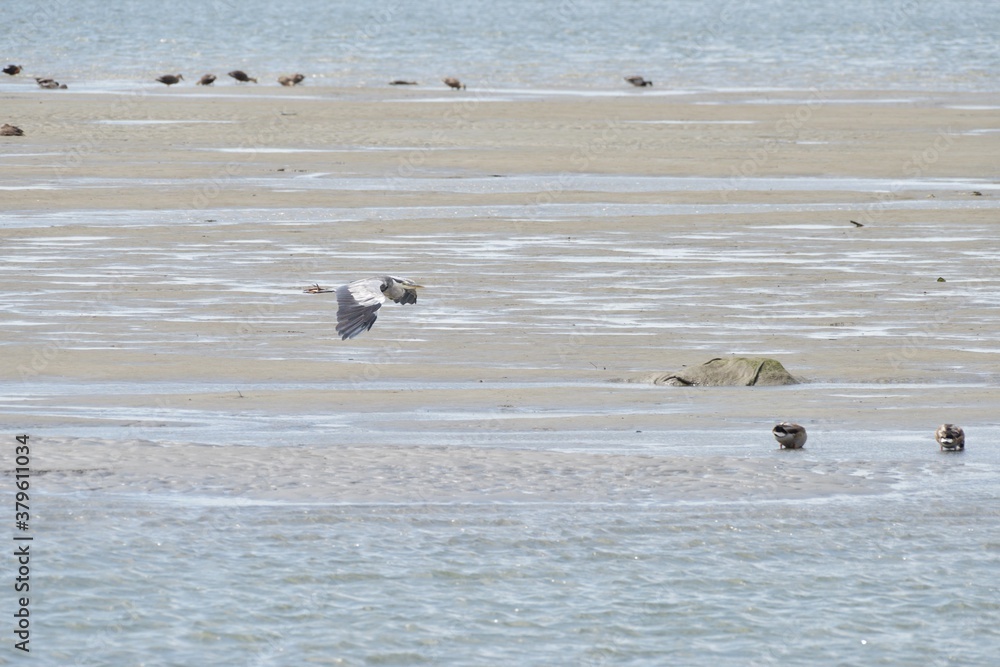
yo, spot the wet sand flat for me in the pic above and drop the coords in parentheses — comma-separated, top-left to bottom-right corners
(2, 88, 999, 490)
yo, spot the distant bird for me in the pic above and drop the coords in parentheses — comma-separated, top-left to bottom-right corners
(156, 74, 183, 86)
(304, 276, 423, 340)
(935, 424, 965, 451)
(1, 123, 24, 136)
(3, 64, 22, 76)
(228, 70, 257, 83)
(443, 77, 465, 90)
(772, 422, 807, 449)
(389, 80, 418, 85)
(35, 77, 66, 89)
(278, 73, 305, 86)
(624, 75, 653, 87)
(197, 74, 216, 86)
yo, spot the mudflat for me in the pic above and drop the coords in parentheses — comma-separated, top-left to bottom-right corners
(2, 88, 998, 458)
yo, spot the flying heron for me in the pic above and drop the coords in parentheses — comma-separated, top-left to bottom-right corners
(305, 276, 423, 340)
(772, 422, 807, 449)
(935, 423, 965, 451)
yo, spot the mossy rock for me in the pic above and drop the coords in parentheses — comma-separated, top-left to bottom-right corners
(638, 357, 799, 387)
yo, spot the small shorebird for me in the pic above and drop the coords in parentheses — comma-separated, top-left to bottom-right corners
(278, 73, 305, 86)
(156, 73, 183, 86)
(772, 422, 807, 449)
(228, 70, 258, 83)
(443, 77, 465, 90)
(197, 74, 216, 86)
(1, 123, 24, 136)
(389, 80, 418, 85)
(3, 64, 22, 76)
(935, 424, 965, 451)
(624, 75, 653, 87)
(35, 77, 67, 89)
(304, 276, 423, 340)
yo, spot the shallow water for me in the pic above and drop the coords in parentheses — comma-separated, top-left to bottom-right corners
(3, 0, 999, 92)
(30, 457, 1000, 666)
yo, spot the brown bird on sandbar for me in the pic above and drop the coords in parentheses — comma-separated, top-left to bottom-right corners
(624, 75, 653, 87)
(197, 74, 216, 86)
(278, 73, 305, 86)
(3, 64, 22, 76)
(389, 80, 418, 85)
(443, 77, 465, 90)
(1, 123, 24, 136)
(772, 422, 807, 449)
(228, 70, 258, 83)
(35, 77, 67, 89)
(935, 424, 965, 451)
(156, 74, 184, 86)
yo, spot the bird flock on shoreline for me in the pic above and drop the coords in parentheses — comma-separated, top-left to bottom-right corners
(4, 63, 656, 93)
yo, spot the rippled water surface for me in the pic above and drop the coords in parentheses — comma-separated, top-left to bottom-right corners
(3, 0, 999, 91)
(36, 484, 999, 666)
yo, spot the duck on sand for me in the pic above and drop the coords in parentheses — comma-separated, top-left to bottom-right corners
(156, 74, 183, 86)
(278, 73, 305, 86)
(228, 70, 258, 83)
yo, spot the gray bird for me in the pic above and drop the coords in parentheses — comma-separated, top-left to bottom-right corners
(772, 422, 807, 449)
(443, 77, 465, 90)
(935, 424, 965, 451)
(305, 276, 423, 340)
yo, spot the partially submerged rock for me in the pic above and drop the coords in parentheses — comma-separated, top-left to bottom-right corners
(634, 357, 799, 387)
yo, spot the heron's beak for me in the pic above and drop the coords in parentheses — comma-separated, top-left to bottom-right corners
(408, 284, 425, 289)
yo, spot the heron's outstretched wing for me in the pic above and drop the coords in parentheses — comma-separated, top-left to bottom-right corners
(335, 278, 387, 340)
